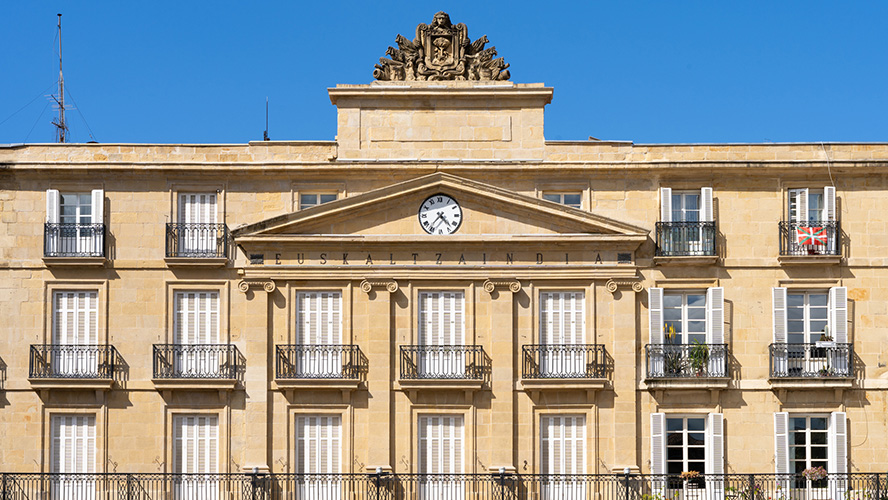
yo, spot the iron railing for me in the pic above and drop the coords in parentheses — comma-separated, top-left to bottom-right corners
(29, 344, 119, 379)
(522, 344, 607, 378)
(778, 220, 840, 256)
(400, 345, 486, 380)
(645, 343, 729, 379)
(165, 223, 229, 258)
(0, 473, 882, 500)
(276, 344, 366, 379)
(769, 343, 853, 378)
(655, 221, 716, 257)
(44, 223, 105, 257)
(153, 344, 242, 379)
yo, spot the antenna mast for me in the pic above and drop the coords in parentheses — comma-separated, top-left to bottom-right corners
(52, 13, 69, 143)
(263, 97, 269, 141)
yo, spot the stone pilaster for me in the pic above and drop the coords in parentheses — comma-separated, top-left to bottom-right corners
(484, 279, 521, 471)
(610, 281, 640, 472)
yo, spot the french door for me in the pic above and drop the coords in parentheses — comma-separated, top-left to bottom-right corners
(418, 292, 465, 378)
(174, 292, 220, 376)
(178, 193, 217, 255)
(296, 415, 341, 500)
(51, 415, 96, 500)
(53, 291, 98, 376)
(296, 292, 342, 377)
(173, 415, 218, 500)
(418, 415, 464, 500)
(539, 292, 585, 377)
(540, 415, 586, 500)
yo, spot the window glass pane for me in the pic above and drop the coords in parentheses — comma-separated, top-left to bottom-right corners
(687, 321, 706, 333)
(684, 194, 699, 210)
(810, 433, 827, 445)
(810, 418, 827, 430)
(809, 193, 823, 218)
(792, 447, 806, 460)
(563, 194, 581, 207)
(810, 308, 827, 320)
(667, 448, 683, 460)
(687, 448, 705, 460)
(542, 193, 560, 203)
(787, 294, 804, 307)
(300, 194, 318, 207)
(687, 295, 705, 307)
(688, 433, 704, 445)
(666, 418, 684, 431)
(663, 295, 682, 308)
(787, 320, 805, 333)
(811, 447, 827, 459)
(664, 309, 682, 321)
(687, 308, 705, 320)
(791, 418, 807, 430)
(688, 333, 706, 344)
(319, 194, 337, 204)
(810, 294, 828, 307)
(787, 333, 805, 344)
(787, 307, 804, 320)
(687, 418, 705, 431)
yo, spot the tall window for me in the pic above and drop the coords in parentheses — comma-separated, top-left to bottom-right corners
(539, 292, 585, 376)
(658, 188, 714, 256)
(662, 292, 706, 345)
(51, 415, 96, 500)
(540, 415, 585, 474)
(772, 287, 848, 377)
(174, 291, 220, 376)
(418, 415, 464, 500)
(790, 416, 828, 476)
(789, 189, 830, 222)
(53, 291, 98, 376)
(787, 292, 828, 344)
(671, 191, 701, 223)
(295, 292, 342, 376)
(296, 415, 341, 474)
(652, 413, 723, 496)
(666, 417, 706, 476)
(45, 189, 104, 256)
(649, 288, 725, 378)
(173, 415, 219, 500)
(178, 193, 218, 255)
(418, 292, 465, 377)
(300, 193, 337, 209)
(542, 192, 582, 209)
(59, 193, 94, 225)
(775, 412, 847, 491)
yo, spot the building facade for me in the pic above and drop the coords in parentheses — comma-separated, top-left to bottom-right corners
(1, 12, 887, 500)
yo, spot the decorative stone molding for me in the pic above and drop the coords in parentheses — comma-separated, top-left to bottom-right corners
(374, 11, 510, 81)
(360, 279, 399, 294)
(605, 279, 643, 294)
(237, 279, 276, 293)
(482, 279, 521, 294)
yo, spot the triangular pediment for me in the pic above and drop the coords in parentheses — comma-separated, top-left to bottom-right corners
(232, 173, 647, 243)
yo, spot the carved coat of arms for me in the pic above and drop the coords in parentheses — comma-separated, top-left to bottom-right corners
(374, 12, 510, 81)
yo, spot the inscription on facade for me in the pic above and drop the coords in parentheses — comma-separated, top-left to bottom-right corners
(254, 251, 629, 267)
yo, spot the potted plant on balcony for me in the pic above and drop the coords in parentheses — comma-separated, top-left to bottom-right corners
(816, 328, 835, 348)
(664, 324, 685, 376)
(689, 340, 709, 376)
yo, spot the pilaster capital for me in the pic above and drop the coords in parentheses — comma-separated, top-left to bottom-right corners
(605, 278, 643, 294)
(237, 279, 276, 293)
(482, 278, 521, 294)
(360, 279, 399, 294)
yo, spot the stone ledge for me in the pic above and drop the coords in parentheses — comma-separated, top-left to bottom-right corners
(644, 378, 731, 390)
(29, 378, 114, 391)
(164, 257, 230, 268)
(777, 255, 842, 265)
(42, 256, 106, 267)
(519, 378, 608, 392)
(272, 379, 362, 391)
(769, 377, 853, 389)
(653, 255, 719, 266)
(152, 378, 238, 391)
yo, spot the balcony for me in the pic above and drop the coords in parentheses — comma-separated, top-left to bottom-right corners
(164, 223, 230, 266)
(654, 221, 717, 265)
(398, 345, 488, 396)
(645, 343, 729, 391)
(43, 223, 105, 265)
(28, 344, 120, 393)
(274, 344, 366, 397)
(152, 344, 242, 393)
(520, 344, 608, 396)
(770, 342, 853, 393)
(778, 220, 841, 264)
(0, 473, 880, 500)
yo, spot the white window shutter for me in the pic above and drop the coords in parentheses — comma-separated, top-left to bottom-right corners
(701, 187, 714, 222)
(47, 189, 60, 223)
(828, 412, 847, 474)
(91, 189, 104, 224)
(824, 186, 836, 222)
(829, 287, 848, 343)
(650, 413, 666, 475)
(706, 413, 724, 475)
(772, 288, 788, 343)
(798, 188, 809, 221)
(659, 188, 672, 222)
(706, 287, 724, 344)
(774, 412, 790, 474)
(649, 288, 664, 344)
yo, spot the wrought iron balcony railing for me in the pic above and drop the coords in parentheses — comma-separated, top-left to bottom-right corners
(399, 345, 486, 380)
(153, 344, 242, 379)
(165, 223, 229, 258)
(779, 220, 840, 256)
(0, 473, 882, 500)
(522, 344, 607, 379)
(655, 221, 716, 257)
(29, 344, 119, 379)
(44, 223, 105, 257)
(276, 344, 366, 379)
(770, 342, 853, 378)
(645, 343, 728, 379)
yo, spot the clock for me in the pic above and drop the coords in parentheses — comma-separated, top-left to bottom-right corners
(418, 194, 463, 235)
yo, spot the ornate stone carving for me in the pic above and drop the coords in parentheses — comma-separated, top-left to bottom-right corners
(605, 279, 644, 294)
(482, 279, 521, 294)
(237, 279, 276, 293)
(360, 279, 399, 294)
(374, 12, 510, 82)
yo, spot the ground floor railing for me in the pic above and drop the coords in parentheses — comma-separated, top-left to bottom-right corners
(0, 473, 883, 500)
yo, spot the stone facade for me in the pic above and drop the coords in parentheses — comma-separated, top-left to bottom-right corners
(1, 78, 888, 479)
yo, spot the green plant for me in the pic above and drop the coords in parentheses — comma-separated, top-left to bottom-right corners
(689, 340, 710, 375)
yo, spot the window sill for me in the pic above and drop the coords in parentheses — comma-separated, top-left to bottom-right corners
(777, 255, 841, 265)
(29, 378, 114, 391)
(653, 255, 718, 266)
(164, 256, 229, 268)
(519, 378, 608, 391)
(43, 256, 107, 267)
(152, 378, 238, 391)
(644, 377, 731, 390)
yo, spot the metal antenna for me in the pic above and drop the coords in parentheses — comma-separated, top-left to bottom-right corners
(263, 97, 269, 141)
(51, 13, 69, 143)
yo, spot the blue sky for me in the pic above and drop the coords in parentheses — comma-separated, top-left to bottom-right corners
(2, 1, 886, 144)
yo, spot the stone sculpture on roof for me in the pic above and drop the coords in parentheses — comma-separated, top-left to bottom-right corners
(373, 12, 511, 81)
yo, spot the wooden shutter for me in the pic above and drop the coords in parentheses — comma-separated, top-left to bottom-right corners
(706, 287, 724, 344)
(650, 413, 666, 476)
(659, 188, 672, 222)
(179, 193, 217, 224)
(649, 288, 664, 344)
(91, 189, 104, 224)
(829, 287, 848, 343)
(706, 414, 724, 475)
(541, 415, 585, 475)
(174, 415, 218, 473)
(51, 415, 95, 473)
(774, 412, 789, 474)
(296, 415, 341, 473)
(175, 292, 219, 345)
(824, 186, 836, 222)
(772, 288, 788, 343)
(789, 189, 808, 222)
(54, 291, 98, 345)
(418, 415, 463, 474)
(419, 292, 464, 346)
(47, 189, 60, 223)
(297, 292, 342, 345)
(828, 412, 847, 474)
(701, 187, 714, 222)
(540, 292, 584, 344)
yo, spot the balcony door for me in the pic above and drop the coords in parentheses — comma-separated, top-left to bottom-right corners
(174, 292, 220, 377)
(651, 413, 724, 500)
(178, 193, 217, 256)
(648, 288, 725, 378)
(540, 415, 585, 500)
(539, 292, 585, 377)
(52, 291, 98, 377)
(173, 415, 218, 500)
(51, 415, 96, 500)
(296, 292, 342, 377)
(46, 190, 103, 256)
(418, 415, 464, 500)
(772, 287, 848, 377)
(418, 292, 465, 378)
(659, 188, 713, 256)
(296, 415, 341, 500)
(788, 187, 837, 254)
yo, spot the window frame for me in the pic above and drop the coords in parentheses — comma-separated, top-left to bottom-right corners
(662, 290, 708, 345)
(541, 191, 583, 210)
(665, 415, 707, 478)
(165, 282, 229, 344)
(292, 182, 346, 211)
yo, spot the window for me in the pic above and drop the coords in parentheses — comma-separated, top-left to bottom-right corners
(788, 187, 835, 223)
(772, 287, 849, 376)
(775, 412, 847, 492)
(52, 290, 99, 376)
(542, 192, 582, 209)
(657, 188, 714, 256)
(173, 415, 219, 499)
(666, 416, 706, 476)
(51, 415, 96, 499)
(295, 415, 341, 498)
(659, 188, 713, 223)
(295, 292, 342, 376)
(786, 292, 828, 344)
(538, 292, 585, 376)
(418, 291, 465, 377)
(45, 189, 104, 257)
(651, 414, 723, 495)
(174, 291, 221, 376)
(300, 193, 337, 209)
(418, 415, 464, 500)
(176, 193, 219, 256)
(540, 415, 586, 499)
(648, 288, 725, 377)
(783, 187, 837, 255)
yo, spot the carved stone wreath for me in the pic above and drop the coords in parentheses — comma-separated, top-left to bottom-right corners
(373, 11, 510, 81)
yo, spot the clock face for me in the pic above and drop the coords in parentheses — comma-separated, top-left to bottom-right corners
(418, 194, 463, 235)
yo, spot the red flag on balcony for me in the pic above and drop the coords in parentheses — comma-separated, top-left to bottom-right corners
(797, 226, 827, 245)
